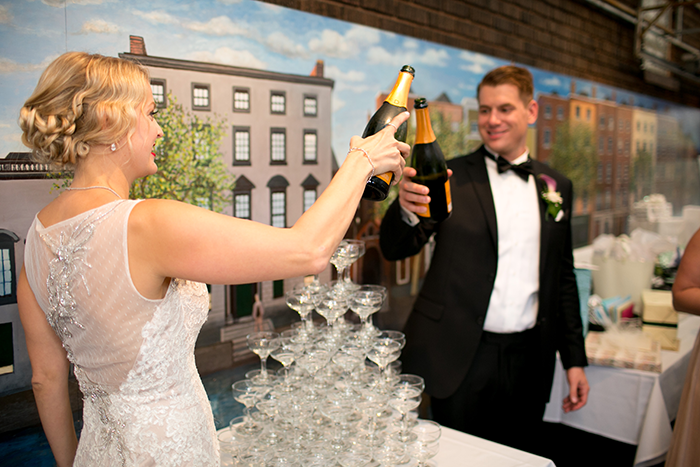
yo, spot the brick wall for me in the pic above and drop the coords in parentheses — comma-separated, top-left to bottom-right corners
(259, 0, 700, 108)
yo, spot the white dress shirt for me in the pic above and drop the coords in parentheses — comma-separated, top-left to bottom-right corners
(483, 147, 540, 333)
(398, 148, 541, 333)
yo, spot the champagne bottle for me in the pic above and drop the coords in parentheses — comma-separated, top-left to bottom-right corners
(410, 97, 452, 224)
(361, 65, 415, 201)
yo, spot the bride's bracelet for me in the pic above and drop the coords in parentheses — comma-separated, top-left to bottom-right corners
(348, 147, 374, 181)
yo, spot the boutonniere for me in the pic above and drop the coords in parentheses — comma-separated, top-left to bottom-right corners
(539, 174, 564, 222)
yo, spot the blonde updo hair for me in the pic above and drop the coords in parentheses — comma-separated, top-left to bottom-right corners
(19, 51, 151, 168)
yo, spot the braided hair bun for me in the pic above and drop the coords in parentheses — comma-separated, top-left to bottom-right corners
(19, 52, 150, 168)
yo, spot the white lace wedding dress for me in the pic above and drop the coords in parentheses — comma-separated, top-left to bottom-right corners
(24, 200, 219, 466)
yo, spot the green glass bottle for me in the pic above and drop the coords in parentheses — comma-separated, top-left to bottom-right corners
(410, 97, 452, 224)
(361, 65, 415, 201)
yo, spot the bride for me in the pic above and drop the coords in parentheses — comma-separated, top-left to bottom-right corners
(17, 51, 409, 466)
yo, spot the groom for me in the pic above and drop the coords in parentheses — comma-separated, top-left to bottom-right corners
(379, 65, 588, 454)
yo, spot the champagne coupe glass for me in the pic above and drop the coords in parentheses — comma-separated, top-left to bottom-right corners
(220, 421, 253, 467)
(296, 346, 331, 398)
(407, 420, 441, 467)
(314, 290, 349, 333)
(379, 330, 405, 383)
(358, 386, 389, 447)
(330, 240, 364, 294)
(246, 331, 280, 383)
(380, 330, 406, 349)
(272, 336, 304, 387)
(366, 338, 401, 389)
(330, 240, 350, 288)
(342, 239, 365, 289)
(350, 285, 386, 336)
(389, 388, 422, 443)
(232, 379, 269, 434)
(285, 287, 316, 336)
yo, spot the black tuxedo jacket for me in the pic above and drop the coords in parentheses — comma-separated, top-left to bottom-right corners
(380, 145, 587, 400)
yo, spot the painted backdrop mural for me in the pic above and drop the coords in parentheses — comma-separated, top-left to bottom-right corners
(2, 0, 700, 397)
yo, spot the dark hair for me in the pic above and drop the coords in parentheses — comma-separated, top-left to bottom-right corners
(477, 65, 534, 104)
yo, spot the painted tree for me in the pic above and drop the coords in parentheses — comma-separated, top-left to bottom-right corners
(130, 94, 234, 212)
(548, 121, 598, 202)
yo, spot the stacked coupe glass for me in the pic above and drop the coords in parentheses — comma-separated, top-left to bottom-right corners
(217, 240, 441, 467)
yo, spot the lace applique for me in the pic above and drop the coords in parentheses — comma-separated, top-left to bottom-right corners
(75, 367, 128, 466)
(40, 203, 119, 344)
(39, 202, 129, 465)
(115, 279, 218, 466)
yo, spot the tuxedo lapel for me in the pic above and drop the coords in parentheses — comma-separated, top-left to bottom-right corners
(533, 164, 552, 281)
(462, 147, 498, 250)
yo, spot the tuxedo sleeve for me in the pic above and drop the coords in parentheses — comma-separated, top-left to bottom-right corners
(555, 178, 588, 369)
(379, 198, 436, 261)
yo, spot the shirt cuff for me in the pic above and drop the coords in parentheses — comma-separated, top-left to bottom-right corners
(399, 205, 421, 227)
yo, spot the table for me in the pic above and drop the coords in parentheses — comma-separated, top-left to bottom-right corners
(218, 425, 555, 466)
(434, 426, 555, 466)
(544, 313, 700, 467)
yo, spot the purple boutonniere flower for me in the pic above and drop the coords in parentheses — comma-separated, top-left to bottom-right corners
(539, 174, 563, 222)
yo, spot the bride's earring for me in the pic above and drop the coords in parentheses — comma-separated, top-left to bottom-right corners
(110, 143, 117, 152)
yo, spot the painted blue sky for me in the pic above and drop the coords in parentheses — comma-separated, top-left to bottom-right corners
(1, 0, 698, 161)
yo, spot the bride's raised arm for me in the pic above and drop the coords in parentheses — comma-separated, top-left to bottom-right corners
(127, 112, 410, 297)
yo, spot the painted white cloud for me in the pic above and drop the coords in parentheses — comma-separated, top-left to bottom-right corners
(324, 65, 370, 93)
(266, 32, 308, 59)
(216, 0, 243, 4)
(187, 47, 266, 69)
(0, 5, 12, 24)
(325, 65, 365, 83)
(0, 55, 56, 74)
(308, 25, 380, 59)
(184, 16, 249, 37)
(76, 19, 119, 35)
(458, 51, 496, 74)
(132, 9, 179, 25)
(366, 46, 449, 68)
(344, 25, 380, 46)
(542, 76, 563, 87)
(403, 38, 420, 50)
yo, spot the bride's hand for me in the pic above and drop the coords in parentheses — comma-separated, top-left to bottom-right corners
(348, 112, 411, 185)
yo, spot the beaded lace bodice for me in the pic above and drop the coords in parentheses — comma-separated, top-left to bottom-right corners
(24, 200, 219, 466)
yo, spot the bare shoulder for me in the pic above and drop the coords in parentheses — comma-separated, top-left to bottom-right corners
(130, 198, 220, 233)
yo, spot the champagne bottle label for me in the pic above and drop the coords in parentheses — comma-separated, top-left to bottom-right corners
(445, 179, 453, 213)
(417, 203, 431, 218)
(375, 172, 393, 186)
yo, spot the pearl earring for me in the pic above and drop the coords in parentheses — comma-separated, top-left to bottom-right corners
(110, 143, 117, 152)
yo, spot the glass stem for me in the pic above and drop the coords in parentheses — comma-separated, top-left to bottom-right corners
(260, 356, 268, 376)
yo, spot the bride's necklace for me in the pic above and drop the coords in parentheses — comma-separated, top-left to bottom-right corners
(65, 185, 123, 199)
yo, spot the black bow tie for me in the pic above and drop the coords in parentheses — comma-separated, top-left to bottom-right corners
(486, 153, 533, 182)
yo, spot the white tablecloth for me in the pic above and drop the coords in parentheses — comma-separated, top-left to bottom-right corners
(544, 313, 700, 467)
(434, 426, 555, 466)
(218, 425, 555, 466)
